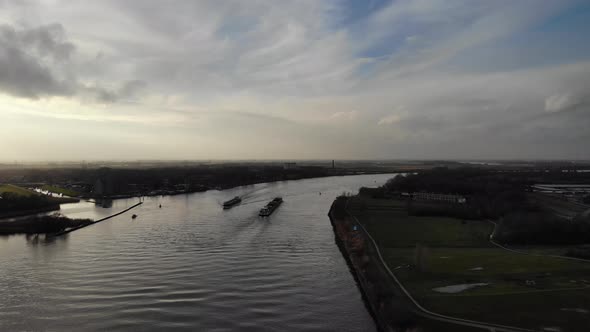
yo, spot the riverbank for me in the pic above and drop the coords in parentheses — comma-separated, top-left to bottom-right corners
(328, 198, 397, 331)
(82, 170, 398, 200)
(328, 197, 473, 332)
(2, 163, 405, 202)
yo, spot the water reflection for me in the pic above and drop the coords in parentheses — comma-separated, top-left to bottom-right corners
(25, 233, 69, 246)
(94, 198, 113, 208)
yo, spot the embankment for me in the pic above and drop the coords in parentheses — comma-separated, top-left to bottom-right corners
(328, 197, 419, 331)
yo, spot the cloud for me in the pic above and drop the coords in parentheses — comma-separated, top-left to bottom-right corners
(80, 80, 147, 103)
(5, 23, 75, 60)
(0, 24, 75, 99)
(378, 114, 401, 125)
(0, 1, 589, 160)
(0, 23, 144, 102)
(545, 93, 581, 113)
(330, 110, 358, 121)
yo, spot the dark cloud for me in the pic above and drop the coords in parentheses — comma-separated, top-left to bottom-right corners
(81, 80, 147, 103)
(0, 24, 75, 99)
(0, 23, 144, 102)
(1, 23, 75, 60)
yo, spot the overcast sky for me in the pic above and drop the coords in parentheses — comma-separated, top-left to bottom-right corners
(1, 0, 589, 161)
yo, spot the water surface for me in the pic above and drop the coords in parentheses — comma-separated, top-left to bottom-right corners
(0, 174, 393, 331)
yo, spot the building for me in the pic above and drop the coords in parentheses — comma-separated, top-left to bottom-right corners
(411, 192, 466, 204)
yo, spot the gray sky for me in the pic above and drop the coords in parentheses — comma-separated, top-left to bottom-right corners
(1, 0, 589, 161)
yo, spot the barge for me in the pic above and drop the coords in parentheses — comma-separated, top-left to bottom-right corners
(223, 196, 242, 209)
(259, 197, 283, 216)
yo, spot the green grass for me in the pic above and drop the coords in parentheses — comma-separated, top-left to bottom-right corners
(349, 196, 590, 331)
(41, 184, 79, 197)
(419, 248, 590, 275)
(420, 290, 590, 332)
(0, 184, 36, 196)
(384, 247, 590, 297)
(0, 184, 79, 206)
(358, 211, 493, 248)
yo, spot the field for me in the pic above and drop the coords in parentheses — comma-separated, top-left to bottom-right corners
(0, 184, 79, 214)
(360, 211, 493, 247)
(0, 184, 37, 196)
(348, 196, 590, 331)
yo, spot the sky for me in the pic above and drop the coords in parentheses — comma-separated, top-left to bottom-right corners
(0, 0, 589, 161)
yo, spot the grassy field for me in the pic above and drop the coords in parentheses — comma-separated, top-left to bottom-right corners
(358, 211, 493, 247)
(41, 184, 79, 197)
(0, 184, 36, 196)
(421, 290, 590, 332)
(350, 196, 590, 331)
(0, 184, 79, 208)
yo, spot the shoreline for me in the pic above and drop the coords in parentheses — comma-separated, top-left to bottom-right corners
(328, 197, 418, 331)
(328, 200, 385, 331)
(85, 171, 400, 200)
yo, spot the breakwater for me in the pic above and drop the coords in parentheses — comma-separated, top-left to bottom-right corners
(52, 201, 143, 236)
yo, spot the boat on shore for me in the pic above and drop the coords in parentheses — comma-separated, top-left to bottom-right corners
(223, 196, 242, 209)
(259, 197, 283, 216)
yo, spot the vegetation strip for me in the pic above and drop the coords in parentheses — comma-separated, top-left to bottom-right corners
(343, 200, 537, 332)
(51, 202, 143, 236)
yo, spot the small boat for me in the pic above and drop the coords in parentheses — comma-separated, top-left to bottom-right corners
(259, 197, 283, 217)
(132, 214, 137, 219)
(223, 196, 242, 209)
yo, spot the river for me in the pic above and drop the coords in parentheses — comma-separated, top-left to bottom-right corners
(0, 174, 394, 331)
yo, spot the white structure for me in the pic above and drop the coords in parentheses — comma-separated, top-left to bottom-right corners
(412, 192, 466, 204)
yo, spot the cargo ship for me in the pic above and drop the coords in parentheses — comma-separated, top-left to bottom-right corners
(223, 196, 242, 209)
(259, 197, 283, 216)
